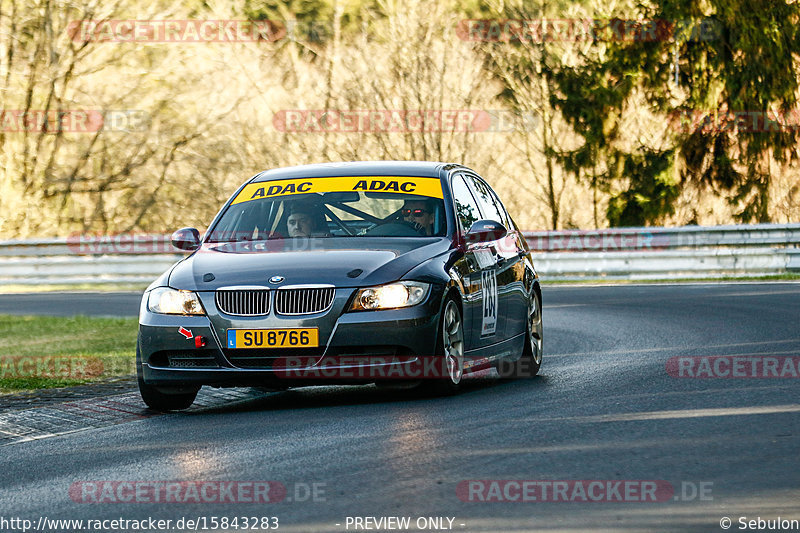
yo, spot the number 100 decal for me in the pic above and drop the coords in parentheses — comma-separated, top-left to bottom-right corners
(481, 269, 498, 336)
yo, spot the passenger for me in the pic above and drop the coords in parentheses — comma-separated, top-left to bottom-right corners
(401, 199, 437, 236)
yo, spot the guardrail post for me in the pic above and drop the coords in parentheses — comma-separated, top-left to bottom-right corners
(787, 249, 800, 272)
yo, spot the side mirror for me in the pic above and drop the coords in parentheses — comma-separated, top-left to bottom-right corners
(465, 220, 507, 245)
(171, 227, 201, 251)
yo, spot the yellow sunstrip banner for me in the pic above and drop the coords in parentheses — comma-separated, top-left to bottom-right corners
(231, 176, 444, 205)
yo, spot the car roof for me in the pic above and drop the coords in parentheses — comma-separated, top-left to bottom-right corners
(249, 161, 467, 183)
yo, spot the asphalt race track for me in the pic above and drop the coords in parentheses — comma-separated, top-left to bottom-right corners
(1, 283, 799, 532)
(0, 291, 143, 317)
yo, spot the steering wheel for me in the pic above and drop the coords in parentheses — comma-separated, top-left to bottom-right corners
(364, 220, 426, 237)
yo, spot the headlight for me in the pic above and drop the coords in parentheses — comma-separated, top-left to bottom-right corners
(349, 281, 430, 311)
(148, 287, 205, 315)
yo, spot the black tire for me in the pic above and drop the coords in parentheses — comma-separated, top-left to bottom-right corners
(136, 342, 199, 412)
(422, 297, 465, 396)
(499, 287, 543, 379)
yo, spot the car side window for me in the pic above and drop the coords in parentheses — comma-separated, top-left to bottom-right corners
(450, 174, 482, 233)
(466, 175, 508, 228)
(488, 185, 514, 230)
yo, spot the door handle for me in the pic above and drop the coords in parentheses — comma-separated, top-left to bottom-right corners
(497, 250, 527, 266)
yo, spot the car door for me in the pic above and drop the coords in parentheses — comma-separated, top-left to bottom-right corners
(479, 180, 529, 340)
(450, 172, 504, 350)
(463, 173, 520, 344)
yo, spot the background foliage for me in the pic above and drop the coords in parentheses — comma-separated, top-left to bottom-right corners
(1, 0, 798, 237)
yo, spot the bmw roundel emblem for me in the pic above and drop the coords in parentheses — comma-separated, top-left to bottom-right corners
(269, 275, 285, 284)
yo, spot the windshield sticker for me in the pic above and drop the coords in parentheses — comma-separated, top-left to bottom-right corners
(231, 176, 444, 205)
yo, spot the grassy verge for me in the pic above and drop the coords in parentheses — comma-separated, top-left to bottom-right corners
(1, 283, 149, 293)
(0, 315, 138, 393)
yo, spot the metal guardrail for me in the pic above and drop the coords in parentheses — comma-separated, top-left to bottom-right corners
(535, 247, 800, 280)
(0, 234, 183, 285)
(522, 223, 800, 252)
(522, 223, 800, 280)
(1, 224, 799, 285)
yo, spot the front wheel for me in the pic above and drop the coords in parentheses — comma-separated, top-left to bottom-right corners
(423, 298, 465, 395)
(136, 343, 199, 411)
(499, 288, 542, 378)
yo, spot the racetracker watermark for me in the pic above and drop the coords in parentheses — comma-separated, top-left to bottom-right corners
(273, 110, 538, 133)
(67, 233, 175, 254)
(67, 20, 285, 43)
(0, 356, 104, 379)
(456, 18, 721, 42)
(268, 355, 537, 380)
(667, 356, 800, 378)
(0, 516, 279, 532)
(457, 480, 713, 502)
(69, 481, 326, 503)
(524, 229, 668, 252)
(669, 109, 800, 133)
(0, 110, 148, 132)
(66, 232, 339, 254)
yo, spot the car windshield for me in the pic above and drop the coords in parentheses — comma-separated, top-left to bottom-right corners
(206, 176, 446, 242)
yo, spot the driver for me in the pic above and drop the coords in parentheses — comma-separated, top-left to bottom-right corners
(401, 199, 436, 236)
(287, 211, 314, 237)
(286, 204, 329, 237)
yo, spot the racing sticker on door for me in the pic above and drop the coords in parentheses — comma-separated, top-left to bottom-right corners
(481, 269, 498, 336)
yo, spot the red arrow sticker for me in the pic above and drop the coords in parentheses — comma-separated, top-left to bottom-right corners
(178, 326, 193, 339)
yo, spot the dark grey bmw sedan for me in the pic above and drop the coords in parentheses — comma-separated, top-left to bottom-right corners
(137, 161, 542, 410)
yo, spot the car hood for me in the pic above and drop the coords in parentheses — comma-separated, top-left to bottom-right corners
(168, 237, 453, 290)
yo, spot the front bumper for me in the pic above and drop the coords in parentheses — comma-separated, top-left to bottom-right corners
(138, 285, 445, 387)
